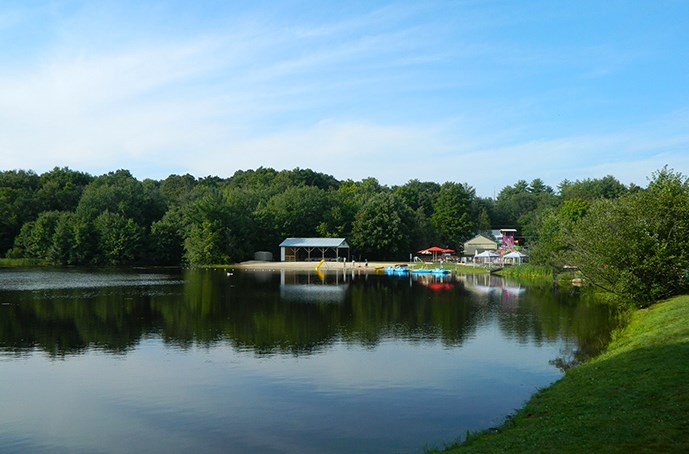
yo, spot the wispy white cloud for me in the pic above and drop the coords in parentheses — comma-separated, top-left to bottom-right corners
(0, 37, 227, 163)
(449, 111, 689, 194)
(179, 109, 689, 196)
(194, 119, 448, 180)
(0, 3, 450, 175)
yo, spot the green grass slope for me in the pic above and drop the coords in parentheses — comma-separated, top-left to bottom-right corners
(438, 295, 689, 453)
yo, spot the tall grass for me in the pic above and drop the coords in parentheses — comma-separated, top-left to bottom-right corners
(492, 264, 552, 280)
(0, 258, 49, 267)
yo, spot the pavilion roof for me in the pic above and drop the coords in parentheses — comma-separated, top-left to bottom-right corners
(279, 238, 349, 248)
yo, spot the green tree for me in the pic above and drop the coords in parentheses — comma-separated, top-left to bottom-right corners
(409, 207, 436, 252)
(315, 178, 386, 241)
(184, 220, 231, 265)
(559, 175, 628, 201)
(182, 188, 235, 265)
(93, 211, 143, 265)
(394, 179, 440, 218)
(158, 174, 197, 207)
(150, 207, 189, 265)
(494, 180, 528, 228)
(255, 185, 333, 250)
(284, 167, 339, 190)
(494, 179, 557, 244)
(76, 169, 165, 228)
(351, 193, 415, 260)
(530, 199, 589, 269)
(70, 218, 99, 265)
(431, 182, 475, 249)
(224, 186, 261, 259)
(570, 167, 689, 306)
(35, 167, 93, 213)
(8, 211, 65, 260)
(0, 170, 41, 254)
(49, 212, 79, 265)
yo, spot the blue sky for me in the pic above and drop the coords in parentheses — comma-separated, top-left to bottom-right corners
(1, 1, 688, 196)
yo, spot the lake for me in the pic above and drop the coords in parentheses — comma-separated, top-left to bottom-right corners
(0, 267, 621, 453)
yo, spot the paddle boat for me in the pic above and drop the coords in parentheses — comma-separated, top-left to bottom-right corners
(412, 267, 450, 275)
(384, 264, 411, 275)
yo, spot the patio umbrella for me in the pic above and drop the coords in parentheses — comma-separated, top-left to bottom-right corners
(418, 246, 446, 261)
(425, 246, 446, 261)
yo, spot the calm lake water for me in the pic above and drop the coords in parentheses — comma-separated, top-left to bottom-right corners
(0, 267, 621, 453)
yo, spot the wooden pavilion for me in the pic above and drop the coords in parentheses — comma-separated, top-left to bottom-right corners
(279, 238, 350, 262)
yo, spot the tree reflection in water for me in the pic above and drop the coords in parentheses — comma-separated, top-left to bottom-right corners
(0, 268, 623, 364)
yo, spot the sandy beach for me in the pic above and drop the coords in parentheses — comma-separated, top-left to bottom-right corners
(234, 260, 401, 271)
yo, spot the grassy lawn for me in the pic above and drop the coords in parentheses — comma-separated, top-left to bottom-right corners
(0, 258, 49, 267)
(436, 263, 488, 274)
(434, 295, 689, 453)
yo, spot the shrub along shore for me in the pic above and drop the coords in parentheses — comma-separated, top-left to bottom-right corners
(433, 295, 689, 453)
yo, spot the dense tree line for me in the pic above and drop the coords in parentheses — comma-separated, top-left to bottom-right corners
(1, 166, 577, 266)
(2, 165, 688, 305)
(0, 167, 491, 265)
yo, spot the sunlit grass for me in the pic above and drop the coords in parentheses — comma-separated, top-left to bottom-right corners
(493, 264, 553, 280)
(0, 258, 49, 267)
(432, 295, 689, 453)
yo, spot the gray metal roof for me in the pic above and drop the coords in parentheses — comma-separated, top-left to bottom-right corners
(279, 238, 349, 248)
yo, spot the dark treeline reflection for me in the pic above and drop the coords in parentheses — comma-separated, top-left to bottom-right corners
(0, 269, 622, 362)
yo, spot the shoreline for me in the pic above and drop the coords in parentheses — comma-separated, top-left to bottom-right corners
(436, 295, 689, 452)
(235, 260, 397, 271)
(233, 260, 488, 273)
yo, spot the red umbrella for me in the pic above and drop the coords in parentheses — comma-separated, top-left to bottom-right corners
(418, 246, 446, 261)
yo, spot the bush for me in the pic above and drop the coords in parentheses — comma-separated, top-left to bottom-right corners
(570, 167, 689, 306)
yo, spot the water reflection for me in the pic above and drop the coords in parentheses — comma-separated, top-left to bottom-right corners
(0, 268, 625, 453)
(0, 268, 620, 366)
(0, 267, 182, 291)
(280, 269, 350, 303)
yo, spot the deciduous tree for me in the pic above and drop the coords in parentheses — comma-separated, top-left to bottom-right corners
(351, 193, 415, 260)
(570, 167, 689, 305)
(431, 182, 475, 249)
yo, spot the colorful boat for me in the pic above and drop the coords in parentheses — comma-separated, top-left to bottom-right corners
(384, 264, 411, 275)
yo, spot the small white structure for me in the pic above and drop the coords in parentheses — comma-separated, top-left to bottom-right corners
(254, 251, 273, 261)
(475, 250, 500, 264)
(504, 250, 527, 265)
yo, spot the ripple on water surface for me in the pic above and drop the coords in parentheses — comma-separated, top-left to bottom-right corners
(0, 268, 183, 292)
